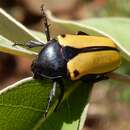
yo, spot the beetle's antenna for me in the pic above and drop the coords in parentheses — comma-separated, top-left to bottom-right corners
(41, 4, 50, 41)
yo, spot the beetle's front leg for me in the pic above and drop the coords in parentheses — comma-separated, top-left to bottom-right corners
(44, 79, 65, 117)
(44, 81, 57, 117)
(13, 40, 45, 48)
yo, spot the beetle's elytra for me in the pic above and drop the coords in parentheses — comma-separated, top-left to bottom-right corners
(15, 5, 121, 117)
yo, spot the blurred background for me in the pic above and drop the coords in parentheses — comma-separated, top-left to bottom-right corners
(0, 0, 130, 130)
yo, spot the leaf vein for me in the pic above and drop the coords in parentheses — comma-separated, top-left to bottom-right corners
(0, 103, 43, 112)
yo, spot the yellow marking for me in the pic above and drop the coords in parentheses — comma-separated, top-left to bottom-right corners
(67, 50, 121, 80)
(57, 34, 117, 48)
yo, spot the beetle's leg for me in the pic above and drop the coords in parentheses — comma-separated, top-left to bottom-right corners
(93, 74, 109, 82)
(44, 81, 57, 117)
(13, 40, 44, 48)
(82, 74, 109, 83)
(44, 79, 64, 117)
(41, 5, 51, 41)
(76, 31, 89, 35)
(54, 79, 64, 111)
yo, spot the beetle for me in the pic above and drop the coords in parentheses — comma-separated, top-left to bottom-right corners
(14, 5, 121, 117)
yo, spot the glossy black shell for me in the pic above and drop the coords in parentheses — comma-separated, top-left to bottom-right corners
(31, 39, 67, 79)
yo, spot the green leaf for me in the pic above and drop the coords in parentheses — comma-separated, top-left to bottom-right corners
(0, 35, 37, 58)
(0, 77, 92, 130)
(47, 11, 130, 60)
(0, 8, 45, 43)
(0, 77, 51, 130)
(37, 81, 91, 130)
(0, 8, 47, 57)
(30, 30, 46, 42)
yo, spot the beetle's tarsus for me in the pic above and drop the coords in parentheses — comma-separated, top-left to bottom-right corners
(44, 81, 57, 117)
(41, 4, 51, 41)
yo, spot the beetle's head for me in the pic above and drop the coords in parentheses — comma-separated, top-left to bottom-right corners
(31, 39, 67, 80)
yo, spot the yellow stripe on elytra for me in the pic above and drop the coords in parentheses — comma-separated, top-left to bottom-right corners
(67, 50, 121, 80)
(57, 34, 117, 48)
